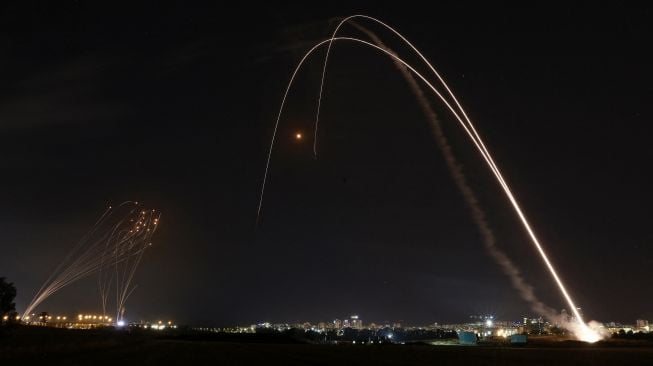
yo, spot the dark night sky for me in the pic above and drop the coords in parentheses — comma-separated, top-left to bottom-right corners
(1, 2, 652, 326)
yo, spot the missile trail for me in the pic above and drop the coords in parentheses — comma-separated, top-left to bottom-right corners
(22, 203, 160, 322)
(349, 21, 559, 322)
(316, 16, 600, 342)
(258, 25, 600, 341)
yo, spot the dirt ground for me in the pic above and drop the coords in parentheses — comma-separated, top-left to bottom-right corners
(2, 327, 652, 366)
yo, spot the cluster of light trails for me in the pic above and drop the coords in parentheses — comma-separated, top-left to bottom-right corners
(348, 21, 559, 323)
(22, 201, 160, 324)
(257, 15, 601, 342)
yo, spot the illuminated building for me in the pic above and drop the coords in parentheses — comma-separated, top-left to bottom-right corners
(333, 319, 342, 329)
(636, 319, 650, 331)
(350, 315, 362, 329)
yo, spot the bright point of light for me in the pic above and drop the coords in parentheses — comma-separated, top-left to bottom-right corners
(577, 325, 602, 343)
(117, 320, 125, 327)
(295, 132, 302, 140)
(485, 319, 493, 327)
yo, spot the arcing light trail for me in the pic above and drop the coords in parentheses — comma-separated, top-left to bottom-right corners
(316, 16, 601, 342)
(22, 202, 160, 323)
(257, 17, 601, 342)
(349, 21, 560, 325)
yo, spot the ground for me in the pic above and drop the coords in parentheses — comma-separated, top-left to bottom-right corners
(2, 327, 652, 365)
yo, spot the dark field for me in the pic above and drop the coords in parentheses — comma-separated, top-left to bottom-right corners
(2, 327, 653, 366)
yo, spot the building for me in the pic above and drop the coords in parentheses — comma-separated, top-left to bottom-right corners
(350, 315, 362, 329)
(333, 319, 342, 329)
(636, 319, 649, 332)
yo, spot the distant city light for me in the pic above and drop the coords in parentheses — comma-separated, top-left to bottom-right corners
(117, 320, 125, 327)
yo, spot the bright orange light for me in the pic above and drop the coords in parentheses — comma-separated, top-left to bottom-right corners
(295, 133, 302, 140)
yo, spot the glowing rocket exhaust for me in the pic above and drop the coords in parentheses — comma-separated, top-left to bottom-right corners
(258, 16, 602, 342)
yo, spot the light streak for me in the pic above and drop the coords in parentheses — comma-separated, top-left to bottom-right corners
(257, 16, 602, 342)
(350, 20, 560, 332)
(321, 15, 600, 342)
(22, 202, 161, 325)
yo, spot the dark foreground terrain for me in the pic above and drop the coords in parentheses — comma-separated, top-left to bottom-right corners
(2, 326, 652, 366)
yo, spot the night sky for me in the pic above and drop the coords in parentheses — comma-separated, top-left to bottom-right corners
(1, 2, 652, 326)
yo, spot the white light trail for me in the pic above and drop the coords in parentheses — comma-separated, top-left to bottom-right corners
(350, 20, 559, 327)
(257, 18, 601, 342)
(317, 15, 600, 343)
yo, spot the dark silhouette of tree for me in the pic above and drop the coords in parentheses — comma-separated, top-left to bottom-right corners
(0, 277, 17, 322)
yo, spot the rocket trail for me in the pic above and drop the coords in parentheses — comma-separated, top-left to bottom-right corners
(317, 16, 601, 342)
(22, 203, 161, 322)
(258, 17, 601, 342)
(349, 21, 559, 322)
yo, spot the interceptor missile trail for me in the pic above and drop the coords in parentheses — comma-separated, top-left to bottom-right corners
(314, 16, 601, 342)
(22, 202, 161, 322)
(349, 21, 560, 324)
(258, 20, 601, 341)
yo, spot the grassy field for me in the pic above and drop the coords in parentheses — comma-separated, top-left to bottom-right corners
(2, 326, 653, 365)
